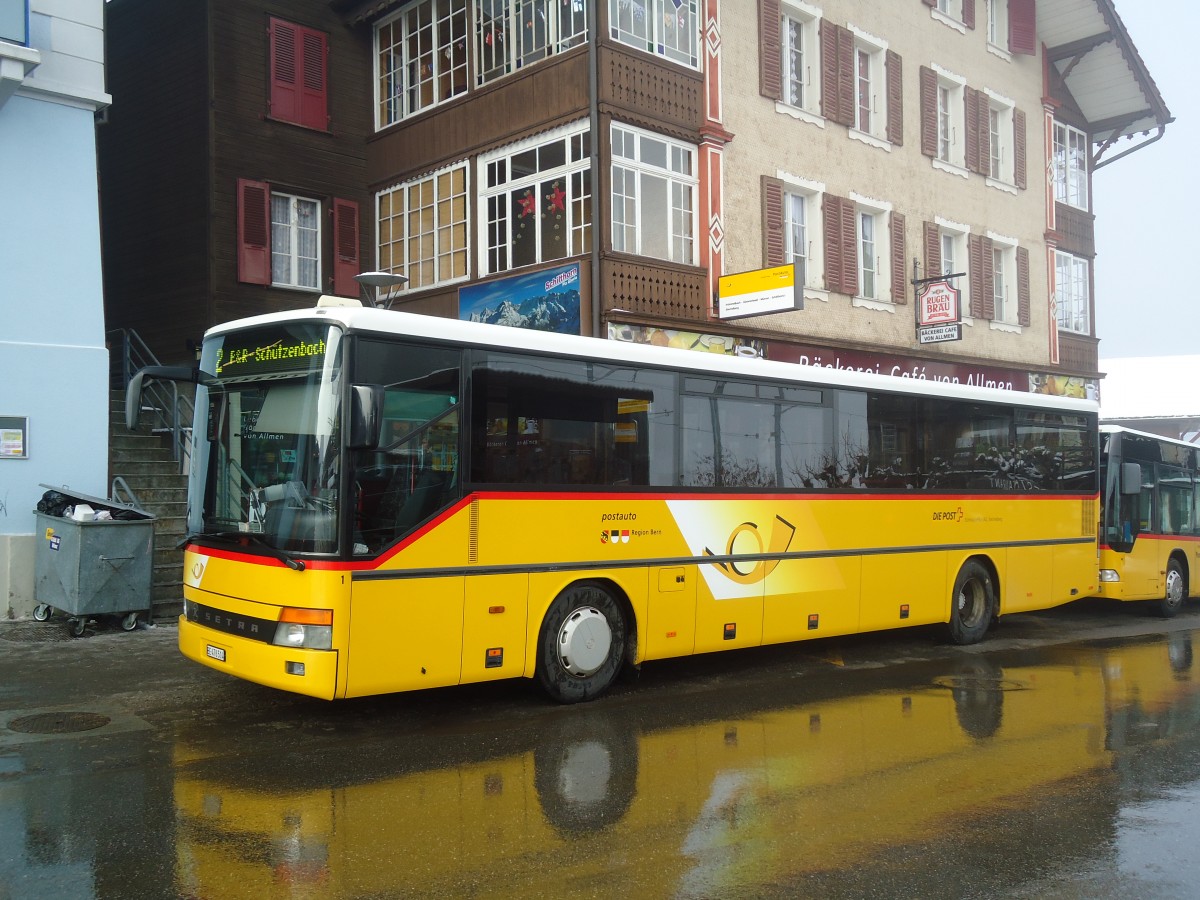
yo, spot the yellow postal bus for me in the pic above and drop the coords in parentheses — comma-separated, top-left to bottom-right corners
(129, 296, 1099, 701)
(1097, 424, 1200, 616)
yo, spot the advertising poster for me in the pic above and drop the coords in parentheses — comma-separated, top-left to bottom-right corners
(458, 262, 582, 335)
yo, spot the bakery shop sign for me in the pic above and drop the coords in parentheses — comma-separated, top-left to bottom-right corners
(916, 280, 962, 344)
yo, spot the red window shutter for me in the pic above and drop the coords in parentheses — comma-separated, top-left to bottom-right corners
(269, 18, 328, 130)
(840, 197, 859, 297)
(823, 194, 843, 293)
(1009, 0, 1037, 55)
(269, 18, 300, 124)
(964, 87, 981, 174)
(980, 237, 995, 320)
(1013, 108, 1027, 189)
(919, 67, 937, 157)
(1016, 246, 1031, 326)
(299, 29, 329, 131)
(963, 0, 976, 30)
(975, 89, 992, 176)
(890, 212, 907, 304)
(923, 221, 941, 280)
(968, 234, 984, 318)
(820, 19, 840, 123)
(886, 50, 903, 146)
(836, 26, 855, 128)
(332, 198, 360, 298)
(759, 0, 782, 101)
(762, 176, 785, 266)
(237, 178, 271, 285)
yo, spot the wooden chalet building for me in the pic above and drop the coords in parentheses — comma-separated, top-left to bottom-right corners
(99, 0, 372, 366)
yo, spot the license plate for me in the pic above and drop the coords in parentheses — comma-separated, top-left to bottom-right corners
(206, 644, 226, 662)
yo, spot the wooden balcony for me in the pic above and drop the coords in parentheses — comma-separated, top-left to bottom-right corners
(1057, 331, 1099, 375)
(602, 255, 709, 324)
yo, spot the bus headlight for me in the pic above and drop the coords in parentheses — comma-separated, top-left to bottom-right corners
(272, 608, 333, 650)
(1099, 569, 1120, 583)
(273, 623, 332, 649)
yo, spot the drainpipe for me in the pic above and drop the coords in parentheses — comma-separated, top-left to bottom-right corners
(588, 0, 602, 339)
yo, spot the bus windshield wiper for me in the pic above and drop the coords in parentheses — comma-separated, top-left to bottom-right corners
(187, 529, 305, 571)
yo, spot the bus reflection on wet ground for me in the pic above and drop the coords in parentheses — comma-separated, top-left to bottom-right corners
(166, 632, 1200, 899)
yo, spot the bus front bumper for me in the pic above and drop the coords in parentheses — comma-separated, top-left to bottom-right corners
(179, 616, 340, 700)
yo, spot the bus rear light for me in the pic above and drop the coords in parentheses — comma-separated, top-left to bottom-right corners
(1099, 569, 1120, 583)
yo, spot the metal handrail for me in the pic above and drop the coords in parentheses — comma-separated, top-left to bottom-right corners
(109, 475, 145, 511)
(107, 327, 195, 473)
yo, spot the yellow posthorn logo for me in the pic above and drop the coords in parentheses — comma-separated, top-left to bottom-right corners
(706, 515, 797, 584)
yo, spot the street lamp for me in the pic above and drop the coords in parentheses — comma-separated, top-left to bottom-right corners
(354, 271, 409, 309)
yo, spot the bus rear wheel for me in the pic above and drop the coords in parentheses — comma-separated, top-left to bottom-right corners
(536, 582, 626, 704)
(1157, 560, 1186, 618)
(946, 560, 995, 645)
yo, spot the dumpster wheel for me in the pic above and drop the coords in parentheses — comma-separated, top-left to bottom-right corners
(67, 617, 87, 638)
(33, 604, 51, 622)
(120, 612, 139, 632)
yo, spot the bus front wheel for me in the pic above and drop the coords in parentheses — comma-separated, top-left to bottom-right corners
(947, 560, 995, 645)
(1157, 560, 1187, 618)
(536, 582, 626, 704)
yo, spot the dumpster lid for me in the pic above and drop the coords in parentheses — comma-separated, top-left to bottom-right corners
(38, 484, 155, 520)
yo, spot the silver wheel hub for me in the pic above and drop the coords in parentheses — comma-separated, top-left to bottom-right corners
(556, 607, 612, 677)
(1167, 569, 1184, 605)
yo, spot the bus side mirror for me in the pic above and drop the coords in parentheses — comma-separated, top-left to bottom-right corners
(349, 385, 383, 449)
(1120, 462, 1143, 496)
(125, 365, 210, 431)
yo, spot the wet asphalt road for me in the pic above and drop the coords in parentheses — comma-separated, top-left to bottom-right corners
(4, 598, 1200, 898)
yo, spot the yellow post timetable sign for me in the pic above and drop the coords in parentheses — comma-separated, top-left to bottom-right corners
(717, 263, 803, 320)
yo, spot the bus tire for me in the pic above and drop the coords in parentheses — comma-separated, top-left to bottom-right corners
(946, 560, 995, 645)
(536, 581, 626, 704)
(1157, 559, 1186, 619)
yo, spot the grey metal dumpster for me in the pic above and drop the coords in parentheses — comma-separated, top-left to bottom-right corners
(33, 485, 155, 637)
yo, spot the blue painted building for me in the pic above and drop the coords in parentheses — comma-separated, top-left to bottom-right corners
(0, 1, 110, 618)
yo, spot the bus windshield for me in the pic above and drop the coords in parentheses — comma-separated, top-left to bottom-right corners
(192, 322, 344, 555)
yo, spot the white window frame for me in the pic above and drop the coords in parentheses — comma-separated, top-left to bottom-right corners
(935, 216, 970, 317)
(271, 192, 321, 291)
(985, 88, 1016, 190)
(377, 162, 471, 293)
(375, 0, 468, 130)
(987, 0, 1009, 55)
(609, 0, 699, 69)
(988, 231, 1019, 330)
(780, 2, 822, 123)
(1055, 250, 1091, 335)
(477, 121, 592, 276)
(850, 192, 892, 308)
(931, 64, 966, 176)
(778, 171, 826, 298)
(475, 0, 589, 87)
(932, 0, 967, 33)
(846, 27, 889, 148)
(1053, 120, 1090, 210)
(610, 122, 697, 265)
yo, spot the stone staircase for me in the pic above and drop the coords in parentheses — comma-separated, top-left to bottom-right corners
(109, 389, 187, 623)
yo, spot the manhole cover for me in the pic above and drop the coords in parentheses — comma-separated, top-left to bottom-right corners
(0, 622, 73, 643)
(931, 674, 1028, 693)
(8, 712, 111, 735)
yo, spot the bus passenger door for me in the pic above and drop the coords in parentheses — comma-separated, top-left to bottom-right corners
(1122, 465, 1161, 599)
(346, 576, 465, 697)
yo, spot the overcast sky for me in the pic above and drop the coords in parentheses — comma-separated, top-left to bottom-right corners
(1093, 1, 1197, 361)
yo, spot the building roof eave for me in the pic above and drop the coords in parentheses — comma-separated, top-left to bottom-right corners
(1040, 0, 1172, 163)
